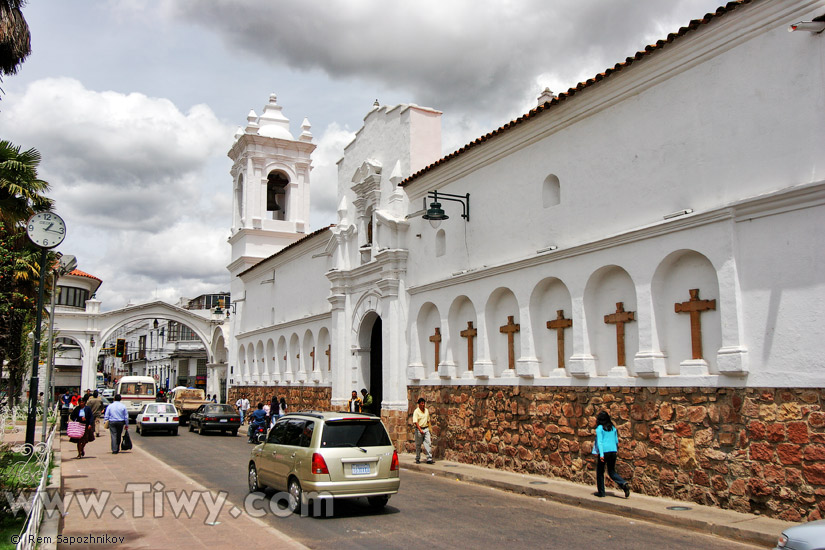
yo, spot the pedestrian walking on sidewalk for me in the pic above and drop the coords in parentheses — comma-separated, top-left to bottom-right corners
(69, 395, 94, 459)
(86, 390, 104, 437)
(413, 397, 433, 464)
(104, 394, 129, 454)
(592, 411, 630, 498)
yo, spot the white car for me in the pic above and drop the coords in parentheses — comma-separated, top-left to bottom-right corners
(102, 389, 115, 399)
(136, 403, 179, 436)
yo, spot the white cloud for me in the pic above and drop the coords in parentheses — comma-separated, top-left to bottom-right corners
(309, 122, 357, 229)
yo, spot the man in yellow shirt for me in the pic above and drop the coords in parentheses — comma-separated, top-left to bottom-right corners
(412, 397, 433, 464)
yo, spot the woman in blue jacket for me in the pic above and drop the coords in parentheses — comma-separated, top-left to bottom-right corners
(593, 411, 630, 498)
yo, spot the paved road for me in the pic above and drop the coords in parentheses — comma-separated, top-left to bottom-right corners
(133, 428, 763, 550)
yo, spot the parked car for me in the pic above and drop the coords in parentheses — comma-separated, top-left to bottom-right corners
(774, 519, 825, 550)
(247, 411, 400, 514)
(136, 403, 179, 436)
(189, 404, 241, 436)
(102, 388, 115, 399)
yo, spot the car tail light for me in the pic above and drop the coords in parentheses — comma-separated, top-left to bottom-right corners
(142, 416, 150, 422)
(231, 417, 239, 422)
(204, 416, 216, 421)
(172, 417, 179, 422)
(390, 450, 399, 471)
(311, 453, 329, 475)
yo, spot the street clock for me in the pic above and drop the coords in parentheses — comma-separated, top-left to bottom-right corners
(26, 212, 66, 248)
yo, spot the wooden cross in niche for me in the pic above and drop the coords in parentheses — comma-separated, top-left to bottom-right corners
(325, 345, 331, 371)
(429, 327, 442, 372)
(675, 289, 716, 360)
(499, 316, 520, 370)
(460, 321, 477, 371)
(310, 347, 315, 370)
(604, 302, 635, 367)
(546, 309, 572, 368)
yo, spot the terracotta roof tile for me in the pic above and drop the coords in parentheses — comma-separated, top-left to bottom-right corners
(68, 269, 102, 283)
(400, 0, 751, 188)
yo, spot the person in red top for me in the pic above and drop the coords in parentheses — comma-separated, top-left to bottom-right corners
(70, 390, 79, 407)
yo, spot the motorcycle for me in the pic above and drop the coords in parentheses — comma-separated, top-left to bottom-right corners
(248, 421, 267, 444)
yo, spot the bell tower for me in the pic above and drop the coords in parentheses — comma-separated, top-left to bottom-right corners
(227, 94, 315, 273)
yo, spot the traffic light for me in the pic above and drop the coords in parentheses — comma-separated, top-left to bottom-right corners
(116, 339, 125, 357)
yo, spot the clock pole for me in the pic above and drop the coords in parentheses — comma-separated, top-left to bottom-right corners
(25, 246, 49, 447)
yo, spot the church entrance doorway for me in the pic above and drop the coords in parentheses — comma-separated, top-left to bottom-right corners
(365, 315, 382, 415)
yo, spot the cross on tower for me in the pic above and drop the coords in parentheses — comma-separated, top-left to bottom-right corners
(325, 345, 331, 370)
(499, 316, 521, 370)
(546, 309, 572, 368)
(675, 288, 716, 360)
(604, 302, 635, 367)
(460, 321, 477, 371)
(429, 327, 442, 372)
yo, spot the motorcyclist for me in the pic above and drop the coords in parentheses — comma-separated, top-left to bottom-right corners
(248, 402, 268, 443)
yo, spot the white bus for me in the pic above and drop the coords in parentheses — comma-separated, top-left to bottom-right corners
(95, 372, 105, 389)
(116, 375, 157, 420)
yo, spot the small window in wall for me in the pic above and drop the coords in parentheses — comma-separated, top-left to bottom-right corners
(435, 229, 446, 257)
(543, 174, 560, 208)
(267, 171, 289, 221)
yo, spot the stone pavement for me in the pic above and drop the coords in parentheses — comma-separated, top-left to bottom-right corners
(58, 431, 307, 549)
(399, 453, 791, 548)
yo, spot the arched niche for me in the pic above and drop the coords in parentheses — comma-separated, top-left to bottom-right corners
(485, 287, 520, 377)
(256, 341, 265, 380)
(416, 303, 442, 376)
(584, 265, 638, 376)
(237, 343, 246, 379)
(288, 333, 301, 377)
(302, 329, 316, 375)
(447, 295, 478, 372)
(277, 336, 288, 377)
(266, 339, 277, 382)
(317, 327, 331, 380)
(529, 277, 573, 376)
(543, 174, 560, 208)
(652, 250, 721, 374)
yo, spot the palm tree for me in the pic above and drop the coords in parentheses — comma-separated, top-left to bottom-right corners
(0, 139, 52, 229)
(0, 139, 52, 404)
(0, 0, 31, 76)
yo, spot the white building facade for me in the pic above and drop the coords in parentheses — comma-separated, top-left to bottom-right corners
(227, 0, 825, 521)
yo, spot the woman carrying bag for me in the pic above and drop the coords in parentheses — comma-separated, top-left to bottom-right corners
(68, 395, 95, 459)
(592, 411, 630, 498)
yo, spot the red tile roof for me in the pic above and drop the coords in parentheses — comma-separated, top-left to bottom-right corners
(237, 225, 334, 278)
(400, 0, 752, 188)
(68, 269, 102, 283)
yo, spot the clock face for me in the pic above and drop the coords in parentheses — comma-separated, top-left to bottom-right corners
(26, 212, 66, 248)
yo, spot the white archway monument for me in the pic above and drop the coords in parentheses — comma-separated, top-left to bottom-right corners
(56, 300, 226, 392)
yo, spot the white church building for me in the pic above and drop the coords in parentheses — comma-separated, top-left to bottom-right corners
(227, 0, 825, 521)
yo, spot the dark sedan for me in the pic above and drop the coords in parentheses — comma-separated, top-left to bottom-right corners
(188, 404, 241, 436)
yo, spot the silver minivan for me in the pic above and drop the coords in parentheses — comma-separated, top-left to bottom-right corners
(248, 411, 400, 512)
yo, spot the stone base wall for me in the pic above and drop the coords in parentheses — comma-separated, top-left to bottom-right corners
(228, 386, 331, 412)
(227, 386, 409, 451)
(405, 385, 825, 522)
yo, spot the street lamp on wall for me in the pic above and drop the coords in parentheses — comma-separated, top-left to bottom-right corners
(422, 191, 470, 229)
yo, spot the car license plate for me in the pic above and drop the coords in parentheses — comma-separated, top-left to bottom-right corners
(352, 464, 370, 475)
(220, 419, 228, 422)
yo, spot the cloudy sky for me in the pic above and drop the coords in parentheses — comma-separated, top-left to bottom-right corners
(1, 0, 723, 310)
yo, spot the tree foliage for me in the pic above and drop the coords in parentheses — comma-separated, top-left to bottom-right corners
(0, 0, 31, 77)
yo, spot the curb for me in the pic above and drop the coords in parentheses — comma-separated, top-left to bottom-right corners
(40, 433, 62, 550)
(400, 457, 786, 548)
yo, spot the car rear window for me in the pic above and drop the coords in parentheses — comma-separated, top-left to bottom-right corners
(321, 420, 391, 448)
(152, 404, 175, 414)
(205, 405, 234, 414)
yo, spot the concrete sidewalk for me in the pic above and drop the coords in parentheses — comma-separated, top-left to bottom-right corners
(399, 454, 789, 548)
(58, 431, 307, 549)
